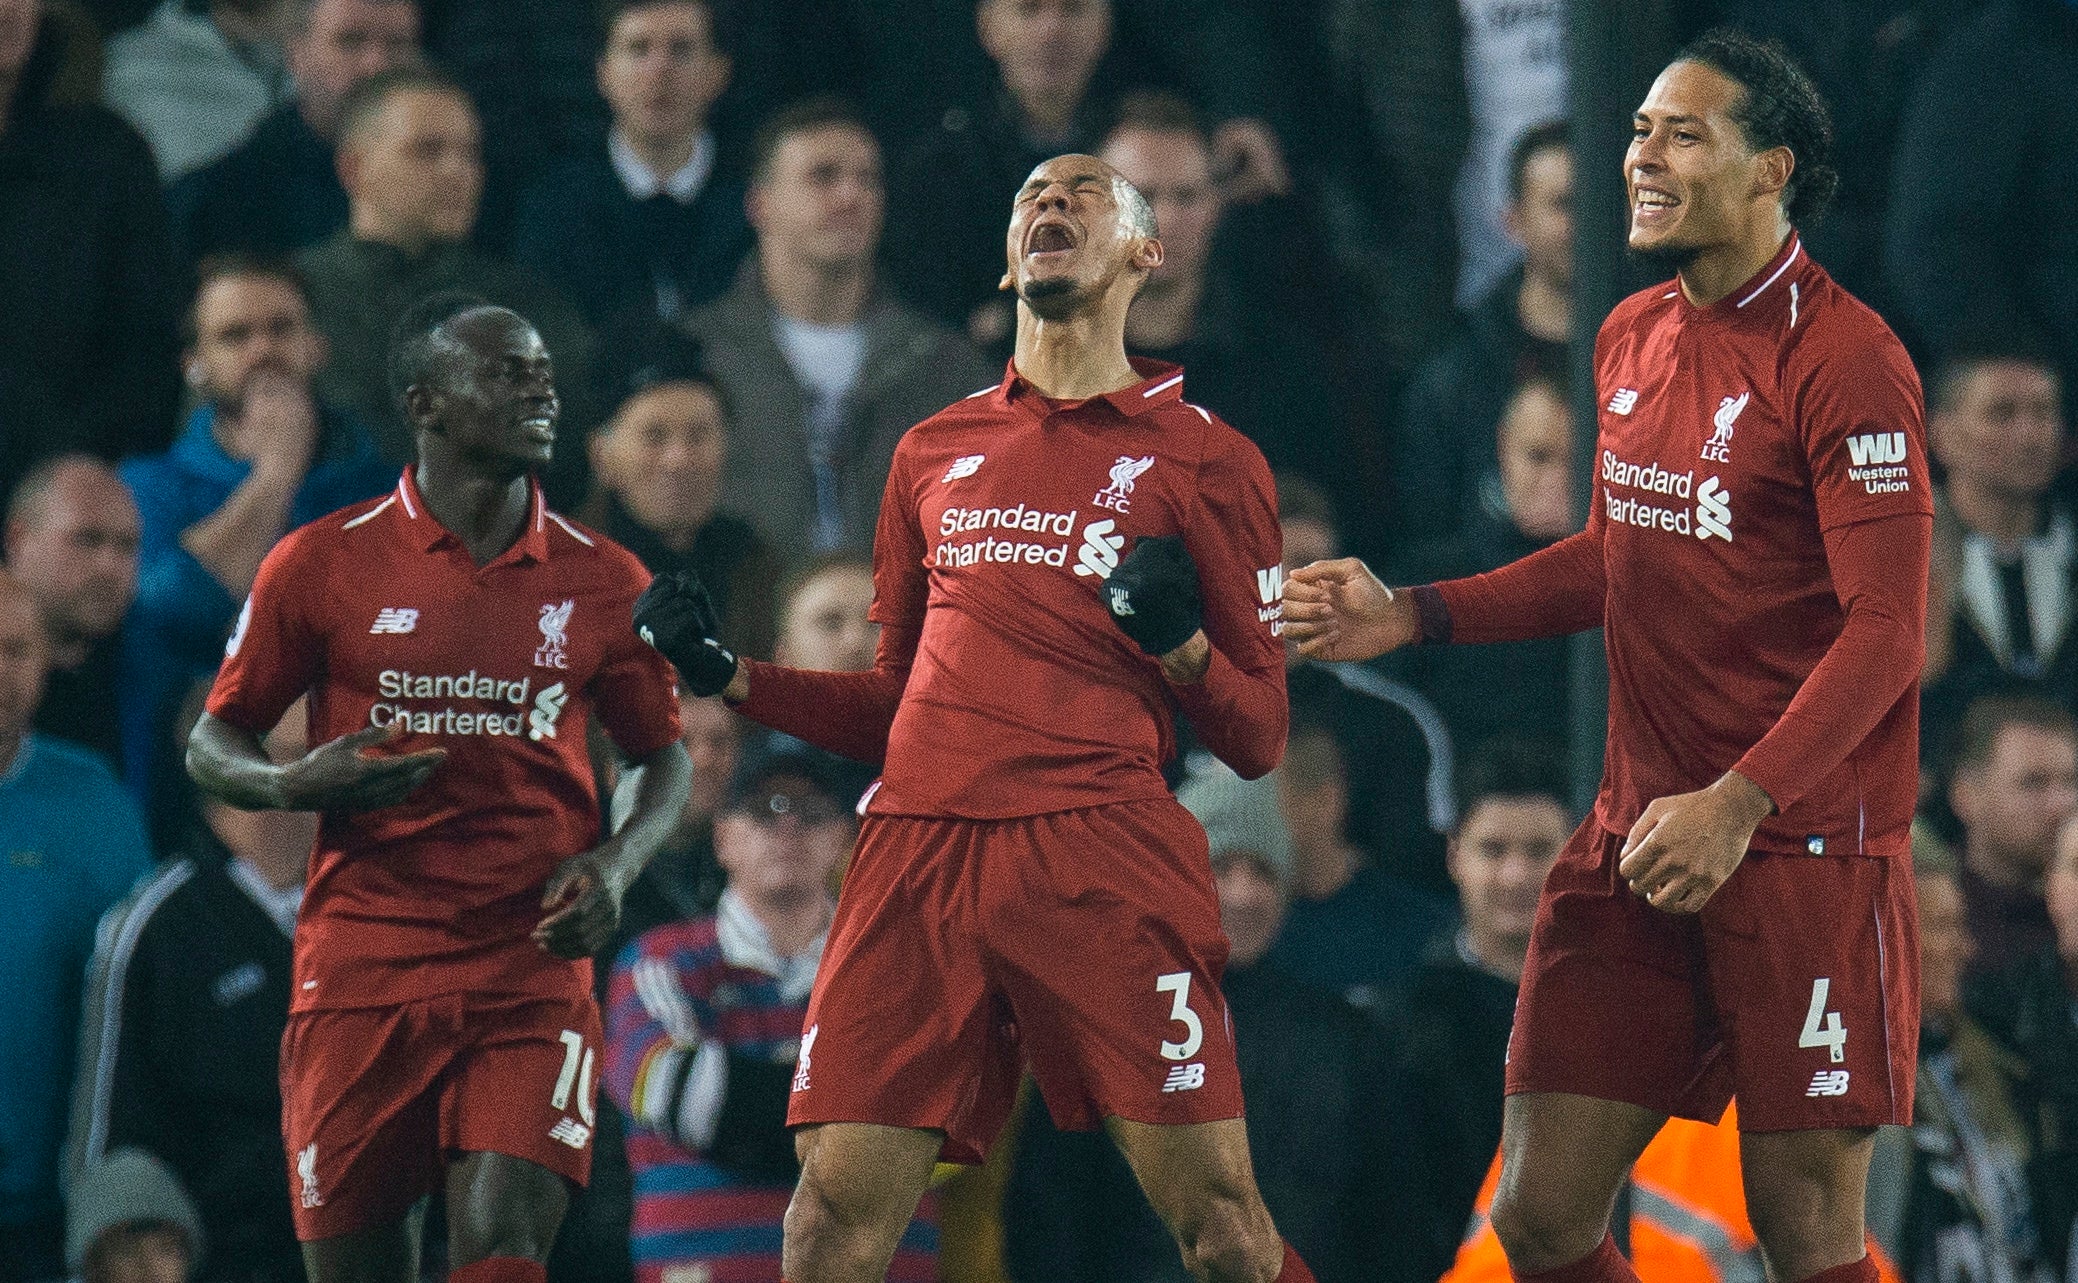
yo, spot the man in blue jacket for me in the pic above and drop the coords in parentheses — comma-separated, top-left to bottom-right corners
(119, 255, 392, 835)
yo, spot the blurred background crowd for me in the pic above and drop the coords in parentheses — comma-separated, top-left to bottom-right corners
(1, 0, 2076, 1280)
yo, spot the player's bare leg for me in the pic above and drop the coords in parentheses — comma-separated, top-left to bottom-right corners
(1107, 1117, 1287, 1283)
(444, 1151, 568, 1278)
(781, 1122, 942, 1282)
(1739, 1128, 1877, 1282)
(1490, 1093, 1666, 1277)
(301, 1201, 424, 1283)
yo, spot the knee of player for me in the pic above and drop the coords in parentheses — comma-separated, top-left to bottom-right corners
(1490, 1180, 1599, 1271)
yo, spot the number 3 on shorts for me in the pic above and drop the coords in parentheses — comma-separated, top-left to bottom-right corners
(1798, 977, 1847, 1064)
(1155, 972, 1203, 1062)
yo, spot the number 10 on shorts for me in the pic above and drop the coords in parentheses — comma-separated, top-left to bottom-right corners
(1799, 977, 1847, 1064)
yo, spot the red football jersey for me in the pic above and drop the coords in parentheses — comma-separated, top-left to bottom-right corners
(860, 359, 1288, 818)
(206, 470, 682, 1011)
(1441, 236, 1931, 857)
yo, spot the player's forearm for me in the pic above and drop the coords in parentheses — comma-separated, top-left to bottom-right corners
(1168, 646, 1288, 780)
(1733, 514, 1930, 812)
(730, 621, 920, 765)
(185, 712, 294, 810)
(593, 743, 693, 896)
(1426, 526, 1606, 645)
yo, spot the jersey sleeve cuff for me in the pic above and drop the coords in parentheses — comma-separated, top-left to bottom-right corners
(1409, 584, 1454, 645)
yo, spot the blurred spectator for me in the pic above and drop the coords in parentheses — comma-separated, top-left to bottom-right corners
(883, 0, 1114, 349)
(1373, 738, 1569, 1283)
(1312, 0, 1467, 374)
(0, 571, 154, 1283)
(1967, 815, 2078, 1277)
(1002, 762, 1401, 1283)
(1097, 92, 1342, 488)
(118, 255, 390, 837)
(774, 554, 876, 673)
(1447, 0, 1567, 309)
(610, 691, 744, 948)
(686, 98, 992, 555)
(1390, 121, 1572, 544)
(607, 743, 940, 1281)
(1277, 475, 1457, 893)
(1922, 342, 2071, 745)
(583, 326, 779, 660)
(1267, 723, 1454, 1008)
(512, 0, 749, 329)
(1398, 377, 1580, 760)
(65, 1148, 202, 1283)
(417, 0, 607, 251)
(68, 695, 310, 1283)
(1868, 839, 2054, 1283)
(166, 0, 420, 269)
(1946, 695, 2078, 980)
(0, 0, 181, 510)
(1885, 0, 2078, 403)
(299, 65, 594, 495)
(3, 455, 139, 767)
(101, 0, 295, 180)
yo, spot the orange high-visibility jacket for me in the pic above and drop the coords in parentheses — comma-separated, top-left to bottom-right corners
(1439, 1104, 1902, 1283)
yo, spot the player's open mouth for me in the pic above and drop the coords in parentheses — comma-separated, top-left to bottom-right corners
(1025, 219, 1078, 260)
(520, 415, 556, 441)
(1632, 184, 1680, 224)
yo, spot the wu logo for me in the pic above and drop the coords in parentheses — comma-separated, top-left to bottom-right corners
(1255, 566, 1284, 606)
(1094, 455, 1155, 513)
(942, 454, 986, 483)
(1702, 392, 1746, 462)
(534, 600, 573, 669)
(1846, 433, 1906, 467)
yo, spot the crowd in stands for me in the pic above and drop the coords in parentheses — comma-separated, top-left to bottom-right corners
(1, 0, 2076, 1280)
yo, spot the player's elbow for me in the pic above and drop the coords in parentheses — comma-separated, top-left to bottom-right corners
(1222, 717, 1288, 782)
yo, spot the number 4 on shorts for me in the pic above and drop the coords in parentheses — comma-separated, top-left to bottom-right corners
(1799, 977, 1847, 1064)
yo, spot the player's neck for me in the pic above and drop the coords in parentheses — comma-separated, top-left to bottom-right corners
(1947, 477, 2043, 552)
(1676, 217, 1792, 308)
(1012, 305, 1138, 400)
(742, 887, 833, 959)
(762, 245, 873, 327)
(413, 459, 531, 566)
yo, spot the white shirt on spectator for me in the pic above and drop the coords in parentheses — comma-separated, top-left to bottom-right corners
(610, 128, 717, 204)
(1454, 0, 1568, 308)
(773, 315, 869, 551)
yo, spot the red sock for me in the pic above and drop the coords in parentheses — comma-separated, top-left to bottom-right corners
(1793, 1257, 1879, 1283)
(1275, 1240, 1318, 1283)
(1512, 1235, 1643, 1283)
(448, 1258, 547, 1283)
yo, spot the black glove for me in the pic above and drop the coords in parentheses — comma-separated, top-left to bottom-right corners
(634, 570, 738, 697)
(1104, 535, 1204, 656)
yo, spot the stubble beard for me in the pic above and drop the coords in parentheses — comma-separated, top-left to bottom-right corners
(1018, 275, 1081, 320)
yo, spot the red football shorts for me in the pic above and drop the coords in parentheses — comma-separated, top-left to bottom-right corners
(787, 797, 1243, 1162)
(280, 990, 603, 1240)
(1506, 819, 1919, 1131)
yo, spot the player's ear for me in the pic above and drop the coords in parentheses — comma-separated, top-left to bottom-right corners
(403, 383, 441, 435)
(1133, 236, 1164, 272)
(1753, 145, 1794, 205)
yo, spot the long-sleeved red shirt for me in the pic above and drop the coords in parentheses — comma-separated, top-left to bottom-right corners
(1419, 237, 1931, 857)
(737, 360, 1288, 818)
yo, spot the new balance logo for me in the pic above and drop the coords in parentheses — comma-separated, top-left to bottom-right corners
(1072, 519, 1125, 579)
(1846, 432, 1906, 467)
(1805, 1070, 1852, 1098)
(1162, 1063, 1207, 1093)
(1108, 586, 1134, 616)
(527, 682, 568, 741)
(942, 454, 986, 482)
(548, 1118, 592, 1149)
(370, 607, 419, 635)
(1608, 388, 1640, 415)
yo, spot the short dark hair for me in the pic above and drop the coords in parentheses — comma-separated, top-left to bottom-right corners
(596, 0, 730, 50)
(385, 290, 494, 413)
(777, 552, 874, 621)
(184, 253, 314, 346)
(337, 64, 469, 148)
(749, 95, 874, 185)
(1930, 331, 2061, 414)
(1952, 694, 2078, 775)
(1454, 737, 1570, 826)
(1507, 119, 1569, 204)
(4, 453, 110, 530)
(1675, 28, 1838, 225)
(1104, 90, 1207, 150)
(1275, 473, 1337, 533)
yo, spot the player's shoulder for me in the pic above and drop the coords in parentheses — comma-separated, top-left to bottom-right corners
(268, 484, 408, 565)
(1599, 280, 1680, 341)
(539, 506, 651, 584)
(1779, 262, 1920, 395)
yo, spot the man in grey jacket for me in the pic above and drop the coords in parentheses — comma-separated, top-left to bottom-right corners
(682, 98, 994, 556)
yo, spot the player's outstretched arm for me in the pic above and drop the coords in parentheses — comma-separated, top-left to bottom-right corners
(535, 740, 693, 959)
(1282, 558, 1417, 661)
(187, 713, 447, 813)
